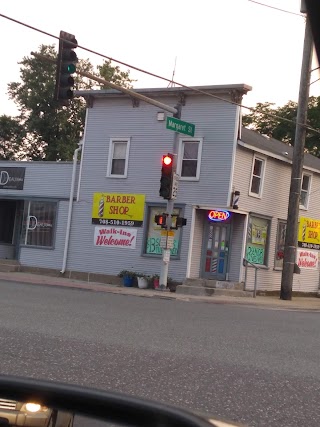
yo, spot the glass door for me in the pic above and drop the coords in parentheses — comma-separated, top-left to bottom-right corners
(202, 222, 230, 280)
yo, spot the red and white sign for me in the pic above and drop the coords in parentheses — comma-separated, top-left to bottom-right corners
(296, 249, 319, 269)
(94, 226, 137, 249)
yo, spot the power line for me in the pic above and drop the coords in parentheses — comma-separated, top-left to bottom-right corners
(248, 0, 304, 17)
(1, 12, 320, 136)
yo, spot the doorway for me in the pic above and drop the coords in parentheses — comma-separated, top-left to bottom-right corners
(0, 200, 24, 259)
(201, 220, 231, 280)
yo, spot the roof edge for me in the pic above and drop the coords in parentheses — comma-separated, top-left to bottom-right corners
(75, 83, 252, 99)
(237, 139, 320, 174)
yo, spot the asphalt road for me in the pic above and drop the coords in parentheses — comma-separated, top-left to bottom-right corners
(0, 280, 319, 427)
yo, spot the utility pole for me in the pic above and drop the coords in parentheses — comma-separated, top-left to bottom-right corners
(280, 13, 313, 300)
(159, 127, 180, 290)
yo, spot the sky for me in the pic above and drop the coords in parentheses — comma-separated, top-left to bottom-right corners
(0, 0, 319, 117)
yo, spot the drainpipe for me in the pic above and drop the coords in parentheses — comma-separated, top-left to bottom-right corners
(60, 142, 82, 274)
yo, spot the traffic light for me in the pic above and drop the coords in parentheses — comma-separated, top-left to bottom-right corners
(176, 216, 187, 228)
(155, 214, 167, 228)
(54, 31, 78, 105)
(171, 215, 187, 229)
(159, 153, 174, 199)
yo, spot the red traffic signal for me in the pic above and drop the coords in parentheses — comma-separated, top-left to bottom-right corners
(155, 214, 167, 228)
(163, 155, 173, 166)
(160, 153, 174, 200)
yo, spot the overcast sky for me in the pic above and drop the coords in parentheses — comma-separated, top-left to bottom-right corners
(0, 0, 319, 116)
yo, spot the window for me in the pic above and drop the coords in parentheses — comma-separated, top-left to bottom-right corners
(300, 173, 311, 209)
(21, 201, 57, 247)
(246, 215, 270, 266)
(249, 155, 265, 197)
(107, 138, 130, 178)
(178, 138, 203, 180)
(275, 220, 286, 269)
(143, 205, 183, 257)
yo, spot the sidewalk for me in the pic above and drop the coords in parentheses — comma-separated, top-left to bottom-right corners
(0, 270, 320, 311)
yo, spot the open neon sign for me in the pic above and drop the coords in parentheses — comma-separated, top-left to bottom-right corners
(208, 210, 230, 222)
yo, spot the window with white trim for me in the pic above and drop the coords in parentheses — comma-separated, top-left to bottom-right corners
(275, 220, 287, 269)
(178, 138, 203, 180)
(249, 155, 265, 197)
(21, 201, 57, 247)
(107, 138, 130, 178)
(300, 173, 311, 209)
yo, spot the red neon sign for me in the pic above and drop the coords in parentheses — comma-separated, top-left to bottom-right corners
(208, 210, 230, 222)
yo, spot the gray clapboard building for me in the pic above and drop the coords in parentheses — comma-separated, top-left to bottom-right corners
(1, 83, 320, 294)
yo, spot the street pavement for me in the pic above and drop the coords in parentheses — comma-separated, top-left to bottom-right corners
(0, 270, 319, 311)
(0, 275, 319, 426)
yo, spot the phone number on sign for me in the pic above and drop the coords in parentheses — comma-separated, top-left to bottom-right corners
(98, 219, 135, 226)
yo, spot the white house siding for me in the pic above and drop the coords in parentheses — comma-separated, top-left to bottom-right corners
(233, 144, 320, 292)
(228, 213, 247, 282)
(66, 91, 240, 281)
(188, 209, 206, 278)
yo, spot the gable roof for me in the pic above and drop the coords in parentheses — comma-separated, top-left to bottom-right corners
(239, 127, 320, 173)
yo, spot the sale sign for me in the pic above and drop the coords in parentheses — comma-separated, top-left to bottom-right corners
(296, 249, 319, 269)
(94, 226, 137, 249)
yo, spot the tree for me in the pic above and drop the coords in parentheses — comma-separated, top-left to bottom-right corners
(1, 44, 134, 161)
(242, 97, 320, 157)
(0, 115, 25, 160)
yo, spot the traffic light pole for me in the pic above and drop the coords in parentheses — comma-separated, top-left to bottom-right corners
(159, 130, 179, 290)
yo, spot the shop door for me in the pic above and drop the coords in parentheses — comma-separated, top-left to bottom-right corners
(202, 222, 230, 280)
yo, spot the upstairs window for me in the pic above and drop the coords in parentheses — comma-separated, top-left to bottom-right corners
(249, 155, 265, 197)
(300, 173, 311, 209)
(107, 138, 130, 178)
(178, 138, 203, 181)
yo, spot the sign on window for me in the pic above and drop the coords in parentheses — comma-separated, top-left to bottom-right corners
(145, 207, 181, 256)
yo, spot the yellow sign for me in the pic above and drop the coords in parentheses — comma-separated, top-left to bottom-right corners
(92, 193, 145, 227)
(161, 230, 175, 236)
(298, 216, 320, 250)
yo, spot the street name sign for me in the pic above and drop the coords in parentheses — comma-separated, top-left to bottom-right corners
(166, 117, 195, 137)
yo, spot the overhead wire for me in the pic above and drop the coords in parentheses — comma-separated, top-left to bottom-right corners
(248, 0, 304, 17)
(1, 12, 320, 136)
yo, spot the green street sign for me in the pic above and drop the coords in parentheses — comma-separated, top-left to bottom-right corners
(166, 117, 195, 137)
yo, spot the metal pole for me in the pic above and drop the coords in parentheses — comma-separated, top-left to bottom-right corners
(253, 267, 257, 298)
(31, 52, 178, 115)
(280, 16, 313, 300)
(244, 259, 248, 290)
(159, 126, 180, 290)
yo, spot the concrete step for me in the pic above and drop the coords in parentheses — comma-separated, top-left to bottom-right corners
(183, 278, 244, 290)
(0, 259, 20, 272)
(0, 259, 20, 265)
(176, 285, 253, 298)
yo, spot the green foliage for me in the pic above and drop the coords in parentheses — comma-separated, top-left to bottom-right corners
(243, 97, 320, 157)
(0, 45, 134, 161)
(118, 270, 137, 278)
(97, 60, 135, 89)
(0, 115, 25, 160)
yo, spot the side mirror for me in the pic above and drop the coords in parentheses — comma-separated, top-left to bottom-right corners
(0, 375, 243, 427)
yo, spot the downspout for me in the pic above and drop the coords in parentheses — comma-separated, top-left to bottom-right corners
(61, 142, 82, 274)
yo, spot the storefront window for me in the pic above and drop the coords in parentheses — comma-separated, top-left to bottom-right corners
(275, 221, 286, 269)
(246, 215, 270, 265)
(144, 206, 182, 257)
(21, 201, 57, 247)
